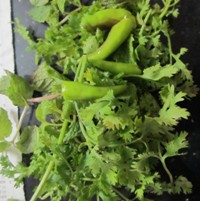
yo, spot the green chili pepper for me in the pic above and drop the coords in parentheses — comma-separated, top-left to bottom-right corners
(87, 17, 136, 61)
(90, 60, 142, 75)
(81, 8, 134, 31)
(81, 8, 136, 61)
(61, 81, 127, 100)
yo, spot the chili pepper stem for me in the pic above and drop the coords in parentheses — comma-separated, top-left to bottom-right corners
(27, 93, 60, 103)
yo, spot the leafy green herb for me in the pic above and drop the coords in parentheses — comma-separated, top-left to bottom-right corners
(0, 71, 33, 106)
(0, 108, 12, 141)
(0, 0, 198, 201)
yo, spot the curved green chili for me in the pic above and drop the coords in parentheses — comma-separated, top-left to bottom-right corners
(81, 8, 136, 61)
(90, 60, 142, 75)
(81, 8, 134, 31)
(61, 81, 127, 100)
(87, 17, 136, 61)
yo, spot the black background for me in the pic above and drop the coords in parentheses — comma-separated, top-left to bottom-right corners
(11, 0, 200, 200)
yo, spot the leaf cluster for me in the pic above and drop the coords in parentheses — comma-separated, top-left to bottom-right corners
(0, 0, 198, 201)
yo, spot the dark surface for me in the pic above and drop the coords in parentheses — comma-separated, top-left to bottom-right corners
(12, 0, 200, 200)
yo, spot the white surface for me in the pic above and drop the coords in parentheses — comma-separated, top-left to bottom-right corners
(0, 0, 25, 200)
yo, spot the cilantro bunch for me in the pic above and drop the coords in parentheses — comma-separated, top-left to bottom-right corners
(0, 0, 198, 201)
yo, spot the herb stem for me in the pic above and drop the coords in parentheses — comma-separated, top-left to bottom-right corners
(30, 160, 55, 201)
(166, 32, 173, 64)
(74, 102, 95, 146)
(161, 157, 173, 183)
(74, 55, 87, 82)
(30, 120, 68, 201)
(113, 188, 130, 201)
(58, 119, 68, 144)
(58, 6, 82, 26)
(27, 93, 60, 103)
(11, 105, 29, 143)
(159, 0, 172, 19)
(77, 55, 87, 82)
(139, 9, 152, 36)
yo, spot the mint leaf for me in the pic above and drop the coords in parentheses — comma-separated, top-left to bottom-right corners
(0, 108, 12, 140)
(28, 5, 51, 23)
(0, 71, 33, 106)
(16, 126, 38, 154)
(57, 0, 67, 14)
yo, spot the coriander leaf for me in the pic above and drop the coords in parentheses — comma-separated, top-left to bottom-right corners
(141, 63, 179, 81)
(156, 85, 190, 126)
(173, 176, 192, 194)
(0, 108, 12, 140)
(164, 131, 188, 158)
(15, 19, 36, 49)
(16, 126, 38, 154)
(0, 71, 33, 106)
(28, 5, 51, 23)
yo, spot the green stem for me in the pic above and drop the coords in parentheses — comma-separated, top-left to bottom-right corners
(58, 7, 82, 26)
(77, 55, 87, 82)
(11, 106, 29, 143)
(97, 194, 100, 201)
(58, 120, 68, 144)
(30, 120, 68, 201)
(74, 102, 96, 146)
(159, 0, 172, 19)
(161, 157, 173, 183)
(113, 188, 130, 201)
(139, 9, 152, 36)
(74, 55, 88, 82)
(30, 160, 55, 201)
(166, 32, 173, 64)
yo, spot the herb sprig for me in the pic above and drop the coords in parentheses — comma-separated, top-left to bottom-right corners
(0, 0, 198, 201)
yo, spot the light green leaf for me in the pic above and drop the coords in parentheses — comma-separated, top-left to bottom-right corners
(0, 141, 10, 152)
(0, 108, 12, 140)
(31, 62, 64, 93)
(141, 64, 179, 81)
(174, 176, 192, 194)
(157, 85, 190, 126)
(35, 100, 60, 123)
(0, 71, 33, 106)
(16, 126, 38, 154)
(28, 5, 51, 23)
(164, 132, 188, 158)
(30, 0, 49, 6)
(57, 0, 67, 14)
